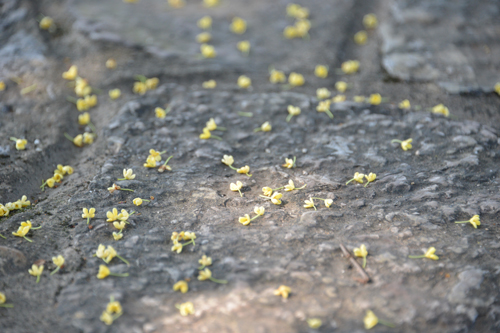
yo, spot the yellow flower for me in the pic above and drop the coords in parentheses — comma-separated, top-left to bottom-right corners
(133, 82, 147, 95)
(97, 265, 110, 279)
(401, 138, 412, 151)
(46, 178, 56, 188)
(133, 198, 143, 206)
(200, 44, 216, 58)
(230, 181, 243, 196)
(295, 19, 311, 37)
(363, 14, 378, 29)
(335, 81, 348, 93)
(455, 215, 481, 228)
(199, 255, 212, 268)
(288, 72, 305, 86)
(113, 232, 123, 240)
(316, 88, 331, 100)
(20, 195, 31, 207)
(155, 107, 167, 119)
(304, 198, 316, 210)
(307, 318, 322, 329)
(118, 209, 130, 221)
(353, 244, 368, 258)
(0, 292, 6, 304)
(173, 281, 189, 293)
(198, 16, 212, 30)
(199, 127, 212, 140)
(364, 310, 378, 329)
(399, 99, 411, 109)
(82, 208, 96, 222)
(346, 172, 365, 185)
(145, 78, 159, 90)
(270, 192, 282, 205)
(95, 244, 106, 258)
(40, 16, 54, 30)
(237, 75, 252, 88)
(317, 100, 334, 119)
(29, 264, 44, 283)
(109, 89, 121, 100)
(14, 139, 28, 150)
(168, 0, 185, 8)
(198, 268, 212, 281)
(314, 65, 328, 78)
(431, 103, 450, 117)
(73, 134, 83, 147)
(221, 155, 234, 166)
(106, 301, 122, 314)
(254, 206, 265, 216)
(107, 208, 119, 222)
(324, 199, 333, 208)
(85, 95, 97, 108)
(284, 180, 296, 191)
(256, 121, 271, 132)
(0, 204, 9, 217)
(354, 30, 368, 45)
(171, 240, 183, 253)
(341, 60, 360, 74)
(78, 112, 90, 125)
(105, 58, 117, 69)
(237, 165, 251, 175)
(52, 173, 63, 183)
(282, 158, 295, 169)
(368, 93, 382, 105)
(230, 17, 247, 34)
(144, 156, 157, 168)
(353, 95, 365, 103)
(269, 69, 286, 83)
(274, 285, 291, 299)
(203, 0, 219, 7)
(178, 302, 195, 316)
(286, 4, 309, 19)
(100, 311, 113, 325)
(239, 214, 251, 226)
(113, 221, 126, 231)
(364, 173, 376, 187)
(424, 247, 439, 260)
(12, 226, 30, 238)
(283, 26, 299, 39)
(205, 118, 217, 131)
(495, 82, 500, 95)
(83, 132, 94, 145)
(76, 98, 88, 111)
(52, 255, 65, 268)
(332, 95, 346, 103)
(149, 149, 164, 162)
(202, 80, 217, 89)
(122, 169, 136, 180)
(237, 40, 251, 54)
(196, 32, 212, 43)
(0, 81, 5, 91)
(183, 232, 196, 241)
(262, 187, 273, 197)
(103, 246, 117, 263)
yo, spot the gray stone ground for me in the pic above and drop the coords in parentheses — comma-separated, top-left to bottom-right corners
(1, 0, 500, 332)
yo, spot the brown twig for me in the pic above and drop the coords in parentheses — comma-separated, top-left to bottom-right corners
(340, 243, 370, 284)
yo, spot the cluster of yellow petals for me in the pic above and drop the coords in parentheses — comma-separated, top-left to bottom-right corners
(1, 195, 31, 217)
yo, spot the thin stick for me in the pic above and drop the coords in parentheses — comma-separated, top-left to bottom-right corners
(339, 243, 370, 284)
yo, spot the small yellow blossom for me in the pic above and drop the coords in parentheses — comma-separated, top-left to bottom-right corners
(155, 107, 167, 119)
(239, 214, 251, 226)
(455, 215, 481, 229)
(20, 195, 31, 207)
(146, 77, 159, 90)
(199, 127, 214, 140)
(221, 155, 234, 166)
(282, 157, 295, 169)
(202, 80, 216, 89)
(113, 221, 126, 231)
(307, 318, 322, 329)
(230, 17, 247, 34)
(40, 16, 54, 30)
(399, 99, 411, 109)
(346, 172, 365, 185)
(144, 156, 157, 168)
(113, 232, 123, 240)
(354, 30, 368, 45)
(122, 169, 136, 180)
(106, 59, 117, 69)
(237, 40, 251, 55)
(72, 134, 83, 147)
(368, 93, 382, 105)
(295, 19, 311, 37)
(364, 173, 376, 187)
(109, 89, 121, 100)
(173, 281, 189, 293)
(13, 138, 28, 151)
(341, 60, 360, 74)
(178, 302, 195, 316)
(425, 247, 439, 260)
(363, 14, 378, 29)
(198, 16, 212, 30)
(353, 95, 365, 103)
(52, 173, 63, 183)
(274, 285, 291, 299)
(83, 132, 94, 145)
(0, 81, 5, 91)
(117, 209, 131, 221)
(12, 226, 30, 239)
(335, 81, 348, 93)
(262, 187, 273, 197)
(171, 240, 183, 253)
(316, 88, 331, 100)
(324, 199, 333, 208)
(133, 82, 147, 95)
(107, 301, 122, 314)
(196, 32, 212, 43)
(314, 65, 328, 78)
(149, 149, 164, 161)
(200, 44, 216, 58)
(198, 268, 212, 281)
(97, 265, 110, 279)
(283, 26, 299, 39)
(317, 100, 333, 119)
(353, 244, 368, 268)
(287, 105, 301, 122)
(288, 72, 305, 87)
(76, 99, 88, 112)
(168, 0, 185, 8)
(254, 206, 265, 216)
(332, 95, 345, 103)
(106, 208, 119, 222)
(237, 165, 251, 176)
(84, 95, 97, 108)
(230, 181, 243, 197)
(364, 310, 378, 329)
(286, 4, 309, 19)
(78, 112, 90, 125)
(254, 121, 271, 132)
(51, 255, 65, 275)
(270, 192, 282, 205)
(133, 198, 143, 206)
(29, 264, 44, 283)
(62, 65, 78, 80)
(304, 198, 316, 210)
(237, 75, 252, 88)
(269, 69, 286, 83)
(0, 204, 9, 217)
(82, 208, 95, 224)
(100, 311, 113, 325)
(46, 178, 56, 188)
(431, 103, 450, 117)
